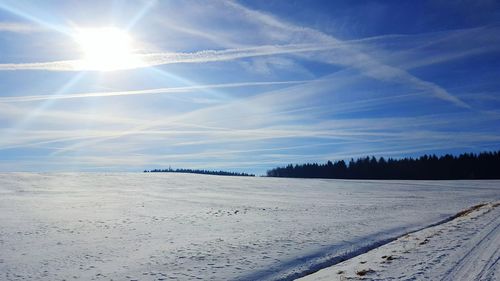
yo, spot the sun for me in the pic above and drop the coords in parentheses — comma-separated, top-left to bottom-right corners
(74, 27, 143, 71)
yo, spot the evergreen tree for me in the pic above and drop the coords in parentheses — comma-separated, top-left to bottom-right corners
(266, 150, 500, 180)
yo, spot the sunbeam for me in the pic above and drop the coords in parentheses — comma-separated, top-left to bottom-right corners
(0, 1, 71, 35)
(0, 72, 86, 146)
(125, 0, 157, 31)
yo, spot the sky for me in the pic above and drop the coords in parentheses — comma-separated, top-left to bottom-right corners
(0, 0, 499, 174)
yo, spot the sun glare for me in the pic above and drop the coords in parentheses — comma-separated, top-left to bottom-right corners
(74, 27, 142, 71)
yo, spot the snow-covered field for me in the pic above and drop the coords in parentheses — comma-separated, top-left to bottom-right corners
(299, 201, 500, 281)
(0, 173, 498, 281)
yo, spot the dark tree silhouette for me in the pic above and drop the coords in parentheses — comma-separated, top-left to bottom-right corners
(144, 167, 254, 177)
(266, 151, 500, 179)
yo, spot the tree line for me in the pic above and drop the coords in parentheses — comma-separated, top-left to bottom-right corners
(266, 151, 500, 179)
(144, 167, 255, 177)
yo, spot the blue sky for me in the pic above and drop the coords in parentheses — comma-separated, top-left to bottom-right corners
(0, 0, 499, 174)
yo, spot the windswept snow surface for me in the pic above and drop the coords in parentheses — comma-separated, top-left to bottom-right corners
(0, 173, 499, 281)
(298, 201, 500, 281)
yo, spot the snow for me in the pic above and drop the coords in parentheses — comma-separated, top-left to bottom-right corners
(298, 201, 500, 281)
(0, 173, 499, 281)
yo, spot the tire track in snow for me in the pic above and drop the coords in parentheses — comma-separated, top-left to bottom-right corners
(298, 201, 500, 281)
(441, 213, 500, 281)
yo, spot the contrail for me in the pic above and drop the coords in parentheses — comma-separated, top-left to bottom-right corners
(225, 1, 471, 109)
(0, 22, 44, 33)
(0, 80, 315, 102)
(0, 43, 340, 71)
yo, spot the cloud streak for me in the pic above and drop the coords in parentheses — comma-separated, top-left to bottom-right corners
(0, 43, 342, 71)
(224, 1, 470, 108)
(0, 80, 314, 102)
(0, 13, 475, 109)
(0, 22, 44, 33)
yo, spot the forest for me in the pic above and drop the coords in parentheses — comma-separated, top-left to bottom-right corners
(144, 168, 255, 177)
(266, 151, 500, 179)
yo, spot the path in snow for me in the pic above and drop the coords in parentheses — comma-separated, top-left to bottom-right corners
(298, 201, 500, 281)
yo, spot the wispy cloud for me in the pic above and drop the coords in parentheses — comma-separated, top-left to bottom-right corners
(0, 6, 482, 109)
(1, 0, 498, 172)
(223, 1, 470, 108)
(0, 60, 79, 71)
(0, 22, 44, 33)
(0, 80, 314, 102)
(0, 42, 345, 71)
